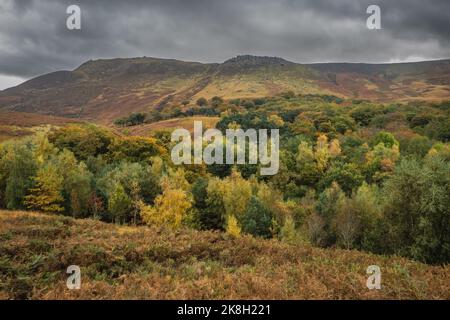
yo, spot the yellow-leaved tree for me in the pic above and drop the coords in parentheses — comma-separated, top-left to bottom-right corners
(315, 134, 330, 172)
(140, 185, 192, 229)
(24, 164, 64, 213)
(221, 168, 252, 219)
(225, 214, 241, 237)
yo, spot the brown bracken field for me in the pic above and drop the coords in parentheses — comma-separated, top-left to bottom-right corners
(0, 210, 448, 300)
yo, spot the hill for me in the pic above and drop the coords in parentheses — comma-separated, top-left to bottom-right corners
(0, 210, 448, 300)
(120, 116, 220, 137)
(1, 56, 450, 124)
(0, 111, 82, 143)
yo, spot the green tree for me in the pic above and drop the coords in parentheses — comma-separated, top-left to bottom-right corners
(211, 96, 224, 107)
(316, 182, 346, 245)
(203, 178, 227, 230)
(108, 136, 163, 163)
(196, 97, 208, 107)
(383, 157, 450, 263)
(108, 184, 131, 224)
(0, 141, 37, 209)
(192, 178, 224, 230)
(319, 163, 364, 195)
(241, 196, 273, 238)
(371, 131, 399, 148)
(48, 125, 113, 161)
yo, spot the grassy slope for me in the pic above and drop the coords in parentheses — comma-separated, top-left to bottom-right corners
(0, 112, 82, 143)
(122, 116, 220, 136)
(0, 211, 448, 300)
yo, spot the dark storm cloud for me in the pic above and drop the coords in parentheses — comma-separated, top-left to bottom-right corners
(0, 0, 449, 83)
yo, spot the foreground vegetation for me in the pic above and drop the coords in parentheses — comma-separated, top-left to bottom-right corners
(0, 210, 448, 299)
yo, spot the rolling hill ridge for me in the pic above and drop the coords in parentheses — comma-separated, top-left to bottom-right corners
(1, 55, 450, 123)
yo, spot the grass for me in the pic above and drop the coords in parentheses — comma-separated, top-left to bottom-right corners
(0, 210, 448, 300)
(125, 116, 220, 136)
(0, 111, 81, 127)
(0, 112, 82, 142)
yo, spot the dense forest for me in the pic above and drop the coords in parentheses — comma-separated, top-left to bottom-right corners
(1, 93, 449, 264)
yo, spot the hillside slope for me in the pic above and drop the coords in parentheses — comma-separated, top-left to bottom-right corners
(1, 56, 450, 123)
(0, 211, 448, 300)
(0, 111, 82, 143)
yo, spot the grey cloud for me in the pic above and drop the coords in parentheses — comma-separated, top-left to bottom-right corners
(0, 0, 448, 81)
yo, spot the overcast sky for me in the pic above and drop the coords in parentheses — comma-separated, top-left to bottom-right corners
(0, 0, 449, 89)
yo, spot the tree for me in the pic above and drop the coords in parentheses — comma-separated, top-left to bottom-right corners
(351, 106, 377, 126)
(315, 134, 330, 172)
(329, 139, 342, 157)
(1, 141, 37, 209)
(371, 131, 399, 148)
(33, 132, 58, 164)
(306, 213, 326, 246)
(316, 182, 346, 245)
(66, 163, 92, 218)
(295, 141, 320, 186)
(334, 202, 360, 249)
(241, 196, 273, 238)
(196, 97, 208, 107)
(114, 113, 146, 127)
(211, 96, 224, 107)
(257, 182, 284, 221)
(400, 136, 433, 158)
(140, 186, 192, 229)
(351, 183, 383, 252)
(382, 157, 450, 263)
(192, 177, 224, 230)
(55, 150, 93, 217)
(365, 142, 400, 183)
(221, 169, 252, 219)
(108, 184, 131, 224)
(202, 178, 227, 230)
(269, 114, 285, 127)
(108, 136, 163, 163)
(226, 214, 241, 237)
(24, 165, 64, 213)
(280, 215, 302, 244)
(97, 161, 161, 213)
(48, 124, 113, 161)
(87, 192, 105, 219)
(319, 163, 364, 195)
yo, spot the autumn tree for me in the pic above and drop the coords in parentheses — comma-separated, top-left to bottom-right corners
(140, 185, 192, 229)
(226, 214, 241, 237)
(108, 184, 131, 224)
(48, 124, 113, 161)
(24, 164, 64, 213)
(221, 168, 252, 220)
